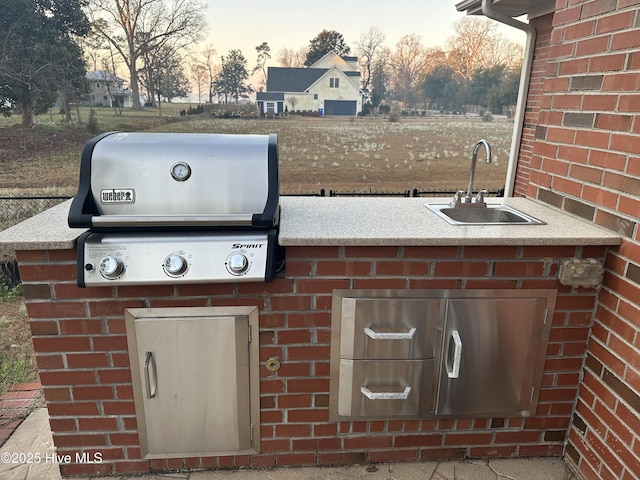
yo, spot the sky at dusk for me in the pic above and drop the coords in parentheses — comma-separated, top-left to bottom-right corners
(202, 0, 527, 67)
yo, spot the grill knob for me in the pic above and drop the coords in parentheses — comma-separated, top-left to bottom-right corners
(227, 252, 249, 275)
(163, 254, 189, 276)
(98, 256, 125, 279)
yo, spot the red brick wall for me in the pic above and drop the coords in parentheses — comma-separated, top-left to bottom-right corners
(17, 244, 604, 476)
(515, 3, 640, 479)
(514, 14, 554, 197)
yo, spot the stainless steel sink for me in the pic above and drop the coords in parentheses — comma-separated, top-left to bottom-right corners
(426, 203, 545, 225)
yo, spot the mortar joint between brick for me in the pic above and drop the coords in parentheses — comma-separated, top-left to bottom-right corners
(61, 352, 70, 370)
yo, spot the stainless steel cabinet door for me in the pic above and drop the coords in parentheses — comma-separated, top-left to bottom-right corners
(125, 307, 260, 458)
(435, 293, 555, 417)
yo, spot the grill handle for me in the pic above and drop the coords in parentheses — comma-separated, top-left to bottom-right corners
(91, 214, 254, 228)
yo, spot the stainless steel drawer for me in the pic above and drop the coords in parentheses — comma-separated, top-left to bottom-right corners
(330, 289, 556, 421)
(338, 298, 440, 360)
(336, 359, 435, 418)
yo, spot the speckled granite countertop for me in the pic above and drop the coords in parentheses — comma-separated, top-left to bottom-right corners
(277, 197, 621, 246)
(0, 199, 80, 252)
(0, 197, 621, 251)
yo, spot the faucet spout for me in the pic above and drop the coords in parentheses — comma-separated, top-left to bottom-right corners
(465, 140, 492, 203)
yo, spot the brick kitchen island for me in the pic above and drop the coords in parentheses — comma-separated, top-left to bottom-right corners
(0, 196, 620, 477)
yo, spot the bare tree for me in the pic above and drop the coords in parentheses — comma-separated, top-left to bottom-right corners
(484, 33, 524, 71)
(190, 59, 208, 103)
(99, 52, 125, 116)
(140, 43, 189, 111)
(355, 26, 385, 91)
(446, 17, 497, 79)
(286, 96, 298, 112)
(194, 44, 218, 103)
(389, 34, 428, 107)
(276, 47, 307, 67)
(87, 0, 206, 108)
(370, 46, 392, 109)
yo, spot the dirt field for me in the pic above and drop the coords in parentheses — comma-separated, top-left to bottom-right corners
(157, 116, 513, 194)
(0, 125, 90, 195)
(0, 112, 514, 399)
(0, 114, 514, 196)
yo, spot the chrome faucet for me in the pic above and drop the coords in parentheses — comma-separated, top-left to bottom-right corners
(451, 139, 492, 207)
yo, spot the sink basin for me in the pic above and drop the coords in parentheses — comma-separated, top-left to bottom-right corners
(426, 203, 545, 225)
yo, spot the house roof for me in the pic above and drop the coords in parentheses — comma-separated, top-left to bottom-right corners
(266, 67, 328, 92)
(256, 92, 284, 101)
(86, 70, 124, 82)
(455, 0, 555, 19)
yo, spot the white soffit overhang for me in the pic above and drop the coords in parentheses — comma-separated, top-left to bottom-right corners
(455, 0, 555, 19)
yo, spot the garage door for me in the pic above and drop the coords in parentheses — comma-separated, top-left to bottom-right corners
(324, 100, 357, 116)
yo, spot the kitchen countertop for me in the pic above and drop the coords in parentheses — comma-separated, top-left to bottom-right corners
(0, 199, 80, 252)
(277, 196, 621, 246)
(0, 197, 622, 251)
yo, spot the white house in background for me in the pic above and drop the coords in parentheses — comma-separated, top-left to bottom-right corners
(85, 71, 145, 108)
(256, 53, 365, 116)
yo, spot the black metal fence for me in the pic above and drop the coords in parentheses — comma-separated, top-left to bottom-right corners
(0, 196, 72, 232)
(0, 195, 73, 287)
(0, 190, 505, 231)
(283, 188, 504, 198)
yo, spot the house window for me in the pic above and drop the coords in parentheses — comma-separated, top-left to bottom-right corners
(266, 102, 275, 112)
(314, 94, 318, 100)
(330, 78, 339, 88)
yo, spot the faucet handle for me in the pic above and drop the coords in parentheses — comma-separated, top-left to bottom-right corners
(475, 189, 488, 204)
(450, 190, 465, 207)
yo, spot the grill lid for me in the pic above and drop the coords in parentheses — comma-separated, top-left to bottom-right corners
(68, 132, 279, 230)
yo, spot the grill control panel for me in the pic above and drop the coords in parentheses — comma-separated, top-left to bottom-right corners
(78, 232, 274, 287)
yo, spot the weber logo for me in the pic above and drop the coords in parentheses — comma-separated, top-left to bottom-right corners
(100, 189, 135, 203)
(232, 243, 264, 249)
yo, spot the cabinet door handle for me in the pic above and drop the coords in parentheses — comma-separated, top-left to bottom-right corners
(144, 351, 157, 399)
(446, 330, 463, 379)
(360, 386, 411, 400)
(364, 327, 416, 340)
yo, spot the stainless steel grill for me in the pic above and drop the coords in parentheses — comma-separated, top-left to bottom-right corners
(68, 132, 282, 287)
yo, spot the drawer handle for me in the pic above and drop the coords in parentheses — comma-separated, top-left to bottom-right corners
(360, 386, 411, 400)
(446, 330, 463, 379)
(364, 327, 416, 340)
